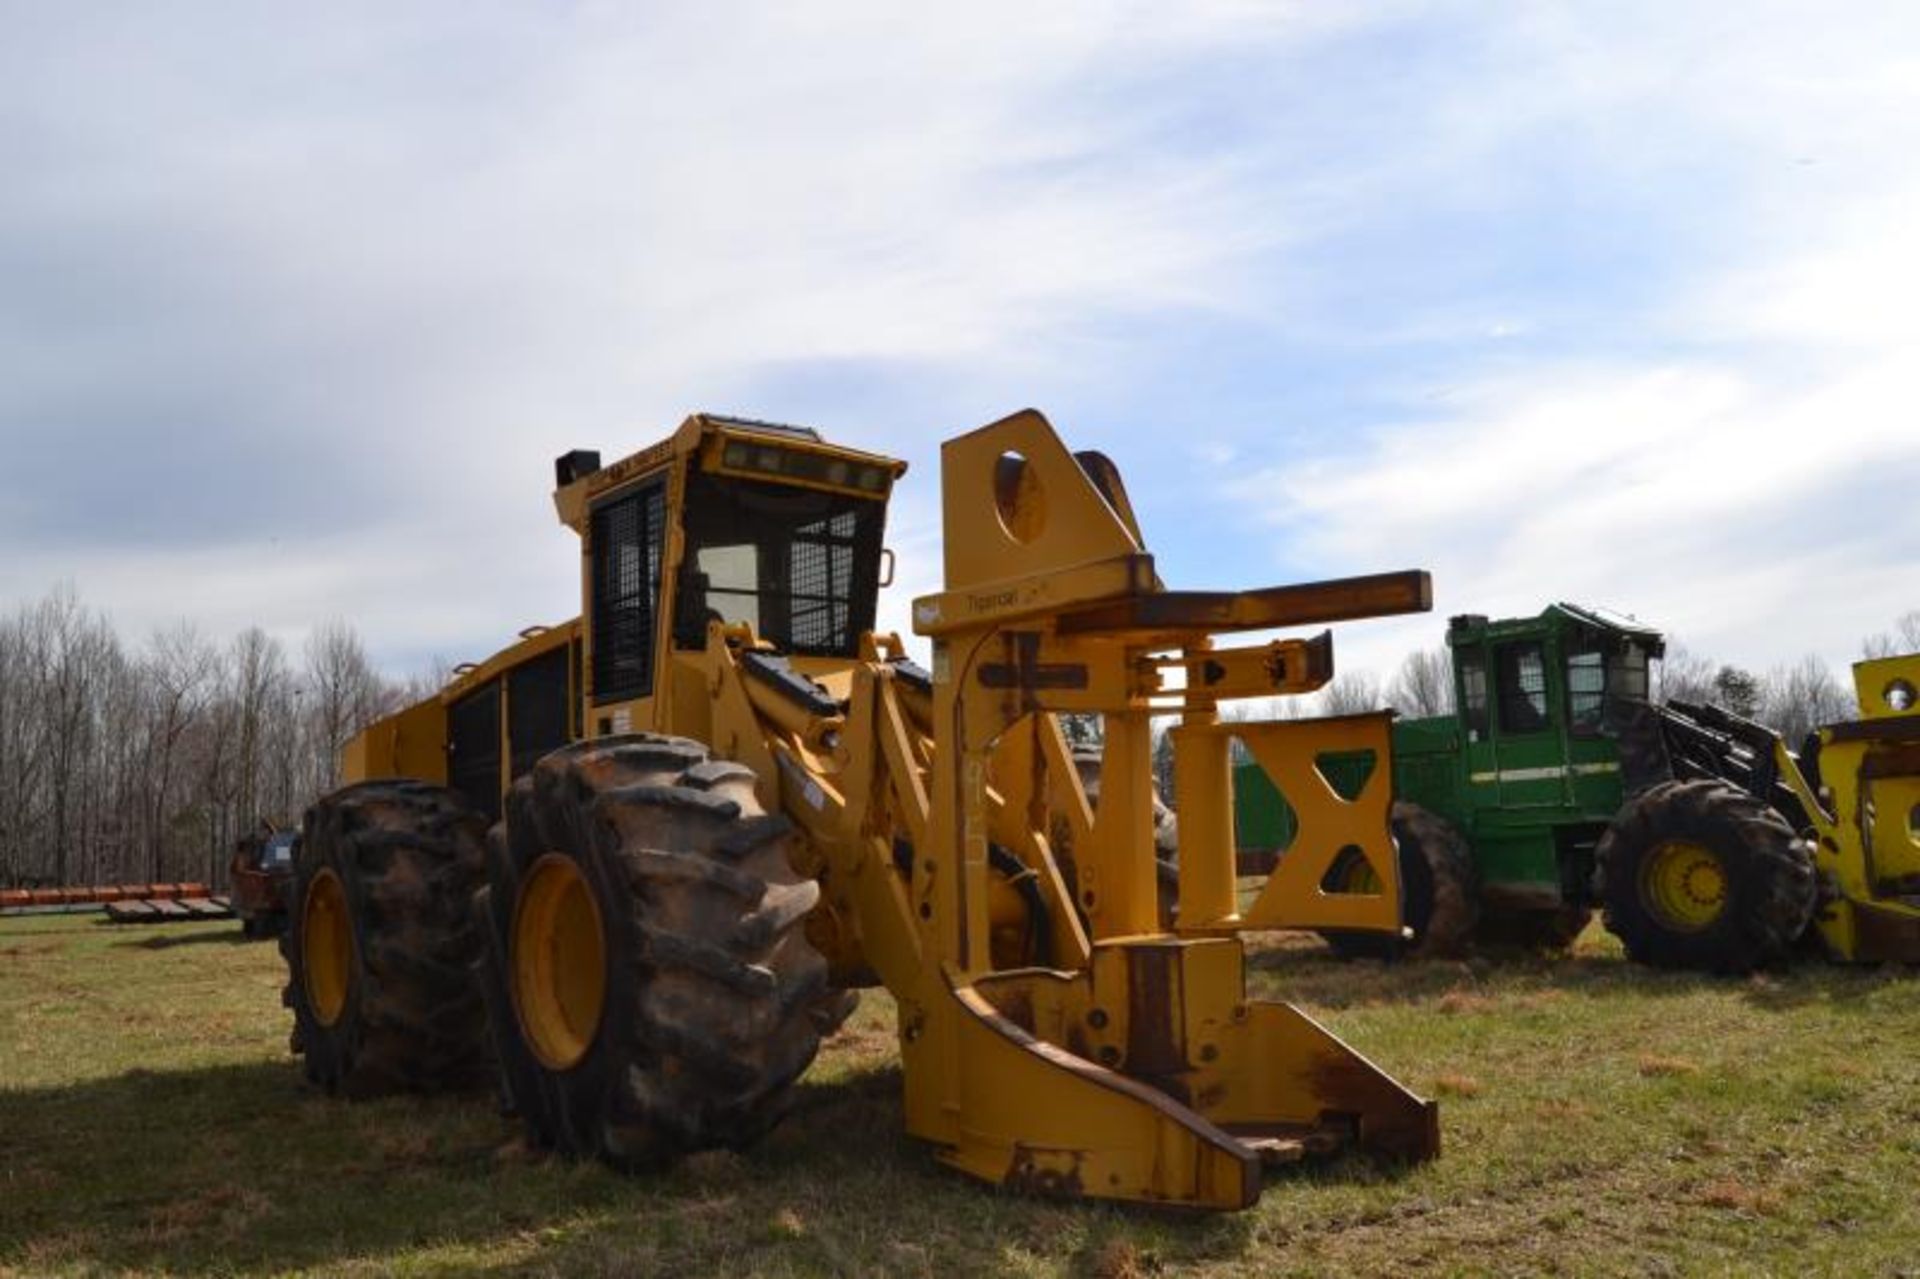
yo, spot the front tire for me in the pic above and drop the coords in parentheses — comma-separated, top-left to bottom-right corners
(477, 735, 851, 1170)
(1597, 779, 1815, 973)
(280, 781, 492, 1096)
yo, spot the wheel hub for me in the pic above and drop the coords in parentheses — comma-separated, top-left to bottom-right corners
(1640, 840, 1727, 932)
(511, 854, 608, 1071)
(302, 867, 353, 1027)
(1324, 846, 1383, 896)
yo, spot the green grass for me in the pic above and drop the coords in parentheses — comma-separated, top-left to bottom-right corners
(3, 914, 1918, 1277)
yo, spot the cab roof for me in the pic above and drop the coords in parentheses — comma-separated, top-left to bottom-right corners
(1449, 602, 1665, 650)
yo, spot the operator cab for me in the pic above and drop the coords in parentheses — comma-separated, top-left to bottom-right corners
(1560, 606, 1662, 735)
(552, 414, 907, 734)
(1449, 604, 1664, 746)
(669, 464, 886, 655)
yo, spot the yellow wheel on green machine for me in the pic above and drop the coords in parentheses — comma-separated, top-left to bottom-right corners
(1637, 839, 1728, 932)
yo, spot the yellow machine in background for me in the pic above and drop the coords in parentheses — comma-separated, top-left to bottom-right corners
(1781, 654, 1920, 962)
(283, 410, 1438, 1210)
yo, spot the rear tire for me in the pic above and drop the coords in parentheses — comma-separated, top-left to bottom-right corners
(1322, 802, 1479, 960)
(280, 781, 492, 1096)
(477, 735, 852, 1170)
(1597, 779, 1815, 973)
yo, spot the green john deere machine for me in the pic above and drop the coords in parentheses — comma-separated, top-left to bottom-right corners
(1237, 602, 1920, 972)
(1239, 604, 1659, 954)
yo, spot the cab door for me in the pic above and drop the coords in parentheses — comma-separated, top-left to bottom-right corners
(1563, 633, 1626, 816)
(1457, 642, 1503, 823)
(1489, 637, 1566, 809)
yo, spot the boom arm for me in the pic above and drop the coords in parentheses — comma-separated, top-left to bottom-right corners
(692, 409, 1439, 1209)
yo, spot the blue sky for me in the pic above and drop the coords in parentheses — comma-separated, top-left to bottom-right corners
(2, 3, 1916, 685)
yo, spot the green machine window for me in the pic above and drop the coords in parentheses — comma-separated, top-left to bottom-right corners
(1496, 641, 1550, 734)
(1611, 641, 1652, 702)
(1567, 647, 1606, 733)
(1459, 647, 1490, 738)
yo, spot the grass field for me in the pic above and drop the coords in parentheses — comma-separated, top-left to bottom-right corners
(2, 913, 1917, 1277)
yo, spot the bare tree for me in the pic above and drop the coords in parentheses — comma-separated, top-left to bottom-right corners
(0, 586, 407, 889)
(1759, 654, 1857, 747)
(1862, 611, 1920, 659)
(229, 627, 291, 826)
(304, 621, 386, 794)
(395, 653, 456, 706)
(138, 623, 218, 880)
(1387, 647, 1452, 717)
(1318, 671, 1384, 717)
(36, 589, 119, 886)
(1653, 641, 1717, 706)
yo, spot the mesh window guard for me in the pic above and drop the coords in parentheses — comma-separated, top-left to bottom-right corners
(591, 482, 665, 703)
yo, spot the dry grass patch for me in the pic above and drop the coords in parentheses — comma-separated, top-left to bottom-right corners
(1696, 1178, 1786, 1216)
(1086, 1237, 1153, 1279)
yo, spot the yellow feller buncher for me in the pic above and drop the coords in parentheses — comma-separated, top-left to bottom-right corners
(281, 410, 1440, 1210)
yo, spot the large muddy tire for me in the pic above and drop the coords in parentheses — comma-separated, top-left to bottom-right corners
(280, 780, 492, 1097)
(1321, 802, 1479, 961)
(477, 735, 852, 1170)
(1597, 779, 1815, 973)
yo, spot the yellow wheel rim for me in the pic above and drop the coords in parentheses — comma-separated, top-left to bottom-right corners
(1639, 840, 1727, 932)
(1331, 849, 1383, 895)
(511, 854, 607, 1072)
(302, 867, 353, 1028)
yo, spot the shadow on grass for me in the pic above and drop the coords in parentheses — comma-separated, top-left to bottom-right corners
(0, 1054, 1272, 1275)
(1246, 933, 1917, 1016)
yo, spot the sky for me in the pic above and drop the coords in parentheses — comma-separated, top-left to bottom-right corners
(3, 2, 1917, 690)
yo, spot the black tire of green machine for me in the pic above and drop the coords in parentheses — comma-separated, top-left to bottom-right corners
(1321, 801, 1479, 961)
(1596, 778, 1816, 974)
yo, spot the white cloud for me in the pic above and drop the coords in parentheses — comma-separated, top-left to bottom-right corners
(1, 3, 1377, 666)
(1178, 3, 1920, 684)
(4, 1, 1919, 695)
(1242, 347, 1920, 678)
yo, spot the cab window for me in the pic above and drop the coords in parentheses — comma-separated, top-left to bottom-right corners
(1567, 647, 1606, 733)
(1496, 641, 1550, 734)
(1611, 641, 1651, 701)
(590, 479, 666, 703)
(673, 467, 883, 657)
(1459, 647, 1490, 738)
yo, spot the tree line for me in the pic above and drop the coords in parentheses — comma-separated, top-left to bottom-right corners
(0, 586, 426, 891)
(3, 581, 1912, 890)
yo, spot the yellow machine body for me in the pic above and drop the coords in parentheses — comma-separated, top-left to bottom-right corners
(342, 410, 1439, 1209)
(1772, 653, 1920, 962)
